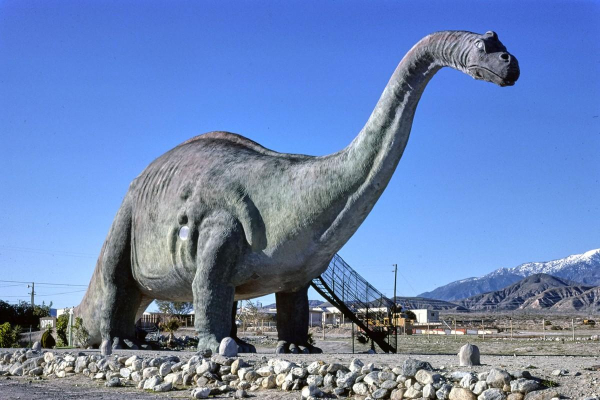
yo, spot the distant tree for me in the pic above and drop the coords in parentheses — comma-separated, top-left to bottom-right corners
(155, 301, 193, 316)
(56, 314, 69, 346)
(404, 310, 417, 321)
(238, 300, 259, 327)
(0, 300, 52, 329)
(238, 300, 273, 328)
(0, 322, 22, 348)
(73, 317, 90, 348)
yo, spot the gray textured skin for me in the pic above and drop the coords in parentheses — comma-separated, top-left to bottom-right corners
(75, 31, 519, 353)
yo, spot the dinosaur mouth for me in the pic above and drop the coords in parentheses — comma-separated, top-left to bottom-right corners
(468, 66, 516, 87)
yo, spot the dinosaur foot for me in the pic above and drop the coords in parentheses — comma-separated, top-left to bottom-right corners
(275, 340, 322, 354)
(110, 336, 149, 350)
(233, 337, 256, 353)
(197, 334, 221, 355)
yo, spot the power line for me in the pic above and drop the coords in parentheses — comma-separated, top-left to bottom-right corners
(3, 289, 86, 298)
(0, 280, 87, 287)
(36, 289, 86, 297)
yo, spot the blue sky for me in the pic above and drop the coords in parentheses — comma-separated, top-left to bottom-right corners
(1, 1, 598, 310)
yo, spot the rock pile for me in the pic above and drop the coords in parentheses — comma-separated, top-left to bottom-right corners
(0, 347, 561, 399)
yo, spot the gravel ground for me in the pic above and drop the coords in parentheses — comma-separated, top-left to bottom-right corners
(1, 340, 599, 400)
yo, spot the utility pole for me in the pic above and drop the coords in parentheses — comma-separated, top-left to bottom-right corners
(454, 318, 457, 339)
(542, 319, 545, 341)
(393, 263, 398, 353)
(28, 282, 35, 308)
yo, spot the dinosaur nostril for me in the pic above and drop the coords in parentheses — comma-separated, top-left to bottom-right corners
(500, 53, 510, 61)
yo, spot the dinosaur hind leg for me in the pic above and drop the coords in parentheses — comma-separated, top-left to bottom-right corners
(275, 283, 322, 354)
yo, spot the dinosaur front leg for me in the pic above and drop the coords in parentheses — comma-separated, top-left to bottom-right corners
(76, 195, 144, 349)
(229, 301, 257, 353)
(275, 284, 322, 354)
(193, 211, 243, 353)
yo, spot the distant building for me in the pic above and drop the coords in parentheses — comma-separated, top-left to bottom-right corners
(56, 308, 71, 318)
(410, 309, 439, 324)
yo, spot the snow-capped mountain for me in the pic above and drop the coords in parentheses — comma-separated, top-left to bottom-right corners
(510, 249, 600, 284)
(419, 249, 600, 301)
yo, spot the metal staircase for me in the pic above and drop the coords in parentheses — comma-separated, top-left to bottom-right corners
(311, 254, 397, 353)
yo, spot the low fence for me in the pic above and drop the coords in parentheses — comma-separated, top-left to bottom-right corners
(136, 313, 194, 329)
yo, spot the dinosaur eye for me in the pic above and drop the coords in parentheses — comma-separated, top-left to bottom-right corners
(179, 226, 190, 240)
(475, 40, 484, 49)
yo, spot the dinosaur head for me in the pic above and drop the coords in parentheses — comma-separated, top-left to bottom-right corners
(465, 31, 520, 87)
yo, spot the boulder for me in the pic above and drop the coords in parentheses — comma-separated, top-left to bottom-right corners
(486, 369, 511, 389)
(143, 375, 162, 390)
(403, 358, 433, 377)
(105, 377, 122, 387)
(449, 387, 477, 400)
(404, 386, 423, 399)
(306, 374, 323, 387)
(460, 373, 477, 389)
(349, 358, 364, 373)
(423, 383, 436, 399)
(391, 388, 406, 400)
(153, 381, 172, 392)
(510, 379, 541, 394)
(301, 384, 322, 399)
(436, 384, 454, 400)
(458, 344, 480, 366)
(352, 382, 370, 396)
(262, 375, 277, 389)
(372, 388, 390, 399)
(478, 388, 506, 400)
(219, 337, 238, 357)
(523, 389, 560, 400)
(473, 380, 488, 395)
(416, 369, 444, 385)
(191, 387, 211, 399)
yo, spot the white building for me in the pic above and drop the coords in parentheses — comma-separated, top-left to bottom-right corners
(410, 309, 439, 324)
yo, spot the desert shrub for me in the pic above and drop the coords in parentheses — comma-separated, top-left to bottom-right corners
(56, 314, 69, 345)
(159, 317, 181, 348)
(539, 379, 559, 388)
(0, 322, 22, 348)
(550, 325, 562, 330)
(73, 317, 90, 348)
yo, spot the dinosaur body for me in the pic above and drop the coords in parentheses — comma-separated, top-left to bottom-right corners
(76, 31, 519, 353)
(130, 132, 350, 299)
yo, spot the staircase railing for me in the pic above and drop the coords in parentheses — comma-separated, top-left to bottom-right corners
(311, 254, 397, 353)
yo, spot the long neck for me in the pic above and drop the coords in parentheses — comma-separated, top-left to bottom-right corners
(318, 31, 473, 249)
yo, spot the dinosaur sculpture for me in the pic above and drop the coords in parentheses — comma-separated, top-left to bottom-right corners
(75, 30, 519, 353)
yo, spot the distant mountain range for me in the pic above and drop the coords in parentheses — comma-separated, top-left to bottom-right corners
(457, 274, 589, 311)
(419, 248, 600, 302)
